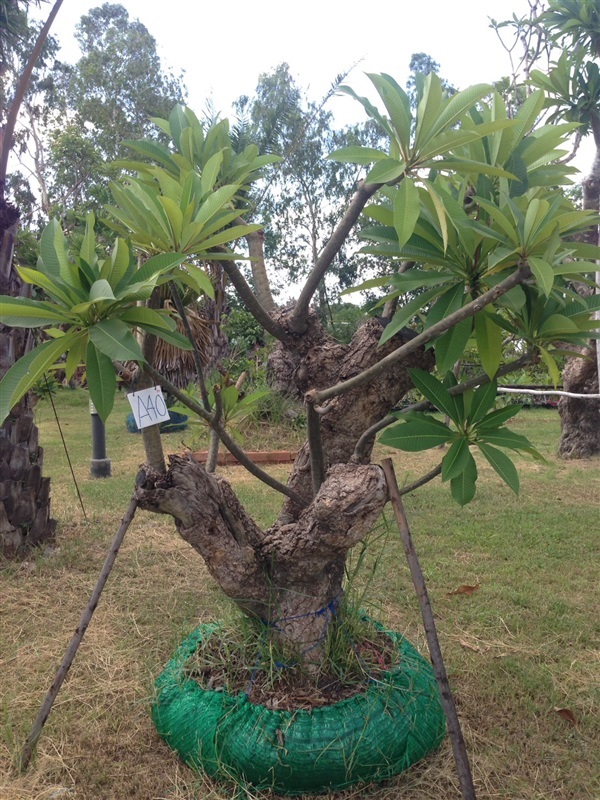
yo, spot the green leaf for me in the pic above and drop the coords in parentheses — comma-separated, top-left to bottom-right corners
(138, 325, 194, 350)
(539, 346, 561, 386)
(422, 182, 449, 253)
(475, 404, 521, 430)
(88, 319, 144, 362)
(16, 266, 81, 307)
(193, 184, 239, 230)
(200, 150, 224, 196)
(435, 317, 472, 374)
(468, 380, 498, 424)
(378, 286, 447, 345)
(450, 450, 478, 506)
(0, 296, 76, 326)
(393, 178, 420, 248)
(442, 437, 471, 482)
(180, 263, 215, 299)
(528, 256, 555, 297)
(119, 307, 176, 331)
(379, 416, 453, 451)
(478, 442, 520, 495)
(425, 282, 465, 329)
(65, 332, 88, 381)
(390, 269, 457, 292)
(538, 314, 579, 337)
(428, 84, 493, 139)
(367, 73, 412, 152)
(80, 212, 97, 271)
(86, 340, 117, 422)
(366, 158, 406, 185)
(409, 368, 463, 425)
(477, 426, 533, 451)
(198, 223, 262, 252)
(414, 72, 444, 151)
(89, 280, 116, 303)
(0, 334, 77, 424)
(130, 252, 187, 286)
(39, 219, 75, 284)
(159, 196, 184, 244)
(328, 146, 388, 165)
(475, 313, 503, 378)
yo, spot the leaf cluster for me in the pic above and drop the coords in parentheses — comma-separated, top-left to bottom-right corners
(380, 370, 542, 505)
(0, 213, 192, 421)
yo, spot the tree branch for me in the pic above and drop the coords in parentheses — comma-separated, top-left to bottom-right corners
(289, 180, 379, 333)
(399, 463, 443, 495)
(353, 352, 535, 461)
(220, 257, 287, 340)
(309, 265, 531, 406)
(141, 363, 309, 507)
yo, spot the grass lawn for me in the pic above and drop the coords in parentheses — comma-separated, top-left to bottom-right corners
(1, 388, 599, 799)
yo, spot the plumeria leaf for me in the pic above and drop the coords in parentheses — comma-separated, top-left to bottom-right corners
(450, 450, 478, 505)
(478, 442, 520, 494)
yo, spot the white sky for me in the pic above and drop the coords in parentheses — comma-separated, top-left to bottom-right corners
(31, 0, 594, 175)
(42, 0, 530, 117)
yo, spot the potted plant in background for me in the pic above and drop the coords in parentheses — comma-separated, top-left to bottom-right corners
(2, 72, 599, 795)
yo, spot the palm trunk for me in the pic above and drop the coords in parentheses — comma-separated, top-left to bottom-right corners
(0, 203, 56, 556)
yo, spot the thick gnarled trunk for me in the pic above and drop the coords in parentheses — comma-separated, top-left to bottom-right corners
(136, 310, 433, 659)
(136, 455, 387, 656)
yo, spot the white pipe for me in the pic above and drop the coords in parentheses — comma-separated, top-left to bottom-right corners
(497, 387, 600, 399)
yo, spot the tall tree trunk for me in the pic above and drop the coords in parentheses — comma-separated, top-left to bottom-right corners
(136, 309, 434, 661)
(558, 342, 600, 458)
(558, 117, 600, 458)
(0, 197, 56, 556)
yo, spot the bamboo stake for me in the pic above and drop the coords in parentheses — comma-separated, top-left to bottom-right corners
(381, 458, 477, 800)
(16, 494, 139, 772)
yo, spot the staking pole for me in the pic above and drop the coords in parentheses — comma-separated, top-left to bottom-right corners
(381, 458, 477, 800)
(16, 494, 139, 772)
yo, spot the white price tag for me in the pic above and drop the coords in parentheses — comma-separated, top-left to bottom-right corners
(127, 386, 170, 430)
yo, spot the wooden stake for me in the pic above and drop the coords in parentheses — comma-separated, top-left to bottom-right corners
(16, 494, 139, 772)
(381, 458, 477, 800)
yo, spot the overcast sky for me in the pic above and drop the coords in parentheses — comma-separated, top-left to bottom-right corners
(39, 0, 531, 118)
(32, 0, 593, 174)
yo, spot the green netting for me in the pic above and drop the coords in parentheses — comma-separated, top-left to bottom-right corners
(152, 622, 446, 795)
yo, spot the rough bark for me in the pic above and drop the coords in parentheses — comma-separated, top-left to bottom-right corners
(558, 115, 600, 458)
(558, 342, 600, 458)
(136, 307, 434, 659)
(136, 454, 387, 656)
(268, 311, 435, 522)
(0, 200, 56, 556)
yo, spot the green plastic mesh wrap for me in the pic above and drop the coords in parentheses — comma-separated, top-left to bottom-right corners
(152, 622, 446, 795)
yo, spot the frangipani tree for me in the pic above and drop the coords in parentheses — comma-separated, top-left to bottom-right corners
(526, 0, 600, 457)
(1, 75, 598, 660)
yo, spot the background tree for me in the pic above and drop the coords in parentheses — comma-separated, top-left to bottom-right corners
(12, 3, 186, 228)
(0, 0, 63, 556)
(527, 0, 600, 457)
(234, 63, 383, 326)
